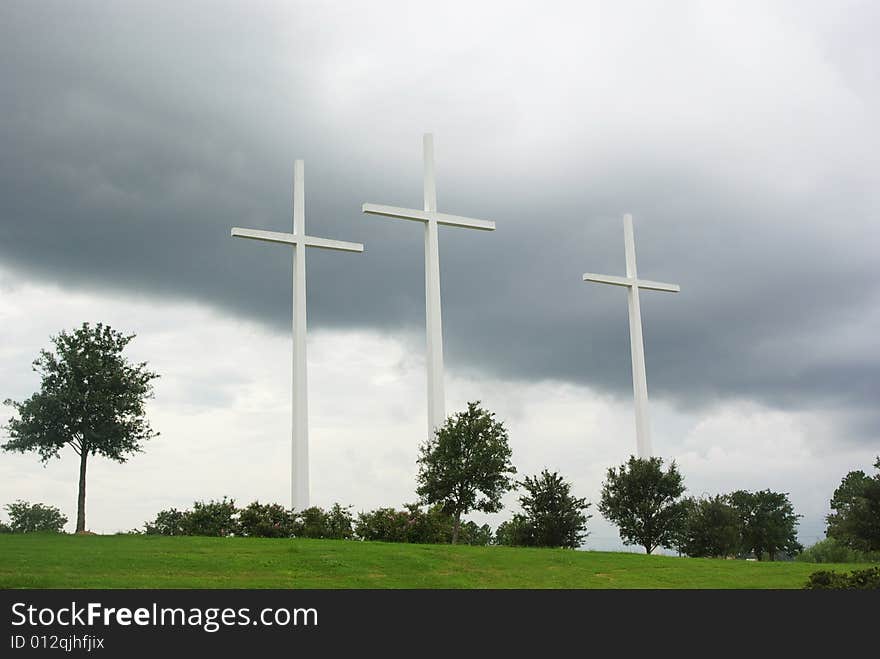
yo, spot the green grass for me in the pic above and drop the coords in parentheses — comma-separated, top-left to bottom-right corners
(0, 534, 862, 589)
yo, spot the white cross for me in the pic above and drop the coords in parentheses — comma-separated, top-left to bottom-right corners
(582, 214, 679, 458)
(231, 160, 364, 511)
(363, 134, 495, 437)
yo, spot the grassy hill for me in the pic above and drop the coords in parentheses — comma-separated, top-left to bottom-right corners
(0, 534, 859, 589)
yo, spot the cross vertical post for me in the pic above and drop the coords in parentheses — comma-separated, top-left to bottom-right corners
(582, 214, 679, 458)
(231, 160, 364, 511)
(362, 134, 496, 440)
(422, 135, 445, 435)
(291, 160, 309, 511)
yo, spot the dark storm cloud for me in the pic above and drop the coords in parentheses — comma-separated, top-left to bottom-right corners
(1, 1, 878, 440)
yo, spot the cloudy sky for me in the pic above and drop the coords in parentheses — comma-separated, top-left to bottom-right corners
(1, 0, 877, 549)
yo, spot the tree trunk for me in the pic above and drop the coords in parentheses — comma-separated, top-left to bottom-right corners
(451, 511, 461, 545)
(76, 449, 88, 533)
(644, 544, 653, 555)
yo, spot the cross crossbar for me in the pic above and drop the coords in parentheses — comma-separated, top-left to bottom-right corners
(362, 203, 495, 231)
(231, 227, 364, 252)
(582, 273, 680, 293)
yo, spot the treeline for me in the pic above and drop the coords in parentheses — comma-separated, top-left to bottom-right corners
(139, 499, 494, 545)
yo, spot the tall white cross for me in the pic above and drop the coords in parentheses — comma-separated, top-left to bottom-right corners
(231, 160, 364, 511)
(363, 134, 495, 437)
(582, 214, 679, 458)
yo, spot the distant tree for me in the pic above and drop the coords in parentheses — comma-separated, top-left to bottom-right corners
(416, 401, 516, 544)
(183, 497, 239, 537)
(324, 503, 355, 540)
(598, 456, 687, 555)
(680, 495, 742, 558)
(143, 507, 188, 536)
(826, 458, 880, 553)
(494, 514, 532, 547)
(238, 501, 297, 538)
(517, 469, 592, 549)
(4, 500, 68, 533)
(728, 490, 802, 561)
(3, 323, 159, 532)
(458, 520, 493, 546)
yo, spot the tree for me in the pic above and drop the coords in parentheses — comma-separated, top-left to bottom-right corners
(679, 495, 742, 558)
(728, 489, 802, 560)
(598, 456, 687, 555)
(826, 458, 880, 553)
(516, 469, 592, 549)
(416, 401, 516, 544)
(3, 323, 159, 533)
(4, 500, 68, 533)
(494, 514, 531, 547)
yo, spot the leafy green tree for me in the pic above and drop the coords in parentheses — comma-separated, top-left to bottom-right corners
(517, 469, 592, 548)
(826, 458, 880, 553)
(494, 514, 531, 546)
(3, 323, 159, 532)
(458, 520, 493, 546)
(796, 537, 880, 564)
(183, 497, 239, 537)
(598, 456, 687, 555)
(324, 503, 355, 540)
(4, 500, 68, 533)
(728, 489, 802, 560)
(238, 501, 297, 538)
(416, 401, 516, 544)
(679, 495, 742, 558)
(143, 507, 188, 536)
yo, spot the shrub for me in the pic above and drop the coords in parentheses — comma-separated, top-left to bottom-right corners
(355, 507, 411, 543)
(324, 503, 354, 540)
(458, 520, 493, 546)
(143, 508, 188, 536)
(0, 521, 11, 534)
(298, 506, 330, 538)
(238, 502, 297, 538)
(183, 497, 239, 536)
(804, 567, 880, 590)
(353, 504, 481, 544)
(797, 537, 880, 564)
(4, 500, 68, 533)
(494, 514, 532, 546)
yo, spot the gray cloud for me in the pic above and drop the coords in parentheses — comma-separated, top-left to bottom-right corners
(1, 0, 878, 442)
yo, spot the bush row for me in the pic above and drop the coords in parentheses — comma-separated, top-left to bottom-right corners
(804, 567, 880, 590)
(141, 498, 492, 544)
(0, 501, 67, 534)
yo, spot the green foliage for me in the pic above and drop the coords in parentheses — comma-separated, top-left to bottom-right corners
(354, 507, 410, 543)
(499, 470, 592, 548)
(183, 497, 239, 537)
(797, 537, 880, 564)
(826, 458, 880, 553)
(145, 500, 354, 539)
(238, 501, 297, 538)
(728, 489, 802, 560)
(416, 401, 516, 543)
(143, 508, 188, 536)
(324, 503, 355, 540)
(298, 507, 330, 538)
(804, 566, 880, 590)
(598, 456, 688, 554)
(494, 514, 532, 546)
(2, 322, 159, 532)
(458, 521, 493, 546)
(351, 503, 489, 545)
(679, 495, 742, 558)
(3, 500, 68, 533)
(0, 522, 11, 534)
(354, 504, 457, 544)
